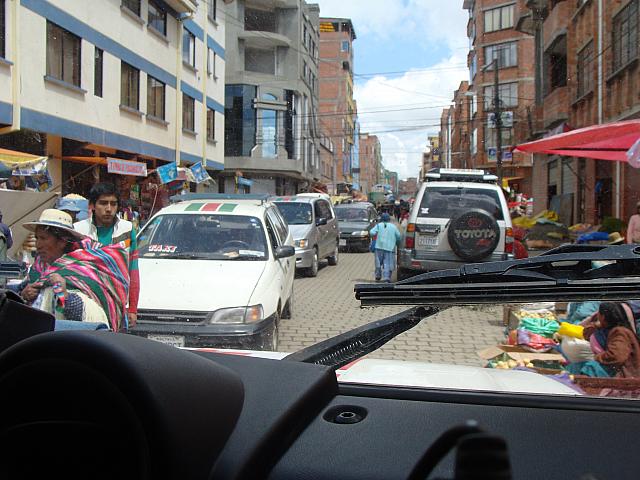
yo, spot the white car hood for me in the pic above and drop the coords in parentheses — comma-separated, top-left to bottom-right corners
(138, 259, 265, 311)
(186, 349, 580, 396)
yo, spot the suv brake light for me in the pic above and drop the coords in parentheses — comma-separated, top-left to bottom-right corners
(405, 223, 415, 248)
(505, 227, 514, 254)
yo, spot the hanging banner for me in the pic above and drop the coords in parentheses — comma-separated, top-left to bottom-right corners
(10, 157, 49, 177)
(107, 158, 148, 177)
(190, 162, 211, 184)
(156, 162, 178, 184)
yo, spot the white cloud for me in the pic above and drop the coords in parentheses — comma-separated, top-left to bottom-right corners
(355, 54, 467, 179)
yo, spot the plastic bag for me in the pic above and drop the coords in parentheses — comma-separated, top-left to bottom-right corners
(519, 317, 560, 338)
(514, 328, 557, 352)
(560, 337, 593, 363)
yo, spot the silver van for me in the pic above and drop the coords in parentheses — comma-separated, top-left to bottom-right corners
(272, 194, 339, 277)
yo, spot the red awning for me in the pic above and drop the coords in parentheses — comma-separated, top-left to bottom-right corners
(514, 120, 640, 162)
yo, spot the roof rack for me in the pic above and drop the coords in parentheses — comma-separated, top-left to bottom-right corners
(425, 168, 498, 184)
(170, 193, 270, 204)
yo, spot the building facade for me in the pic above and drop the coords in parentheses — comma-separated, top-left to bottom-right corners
(463, 0, 535, 195)
(222, 0, 321, 195)
(359, 133, 382, 194)
(428, 135, 442, 170)
(438, 108, 452, 169)
(0, 0, 225, 207)
(450, 81, 471, 169)
(318, 17, 356, 194)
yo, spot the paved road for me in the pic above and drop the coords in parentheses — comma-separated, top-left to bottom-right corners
(279, 252, 506, 366)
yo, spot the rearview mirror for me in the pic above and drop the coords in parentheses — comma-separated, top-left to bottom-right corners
(316, 217, 328, 226)
(275, 246, 295, 259)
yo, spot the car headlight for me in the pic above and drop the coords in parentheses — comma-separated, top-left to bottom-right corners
(351, 230, 369, 237)
(209, 305, 264, 324)
(295, 239, 308, 248)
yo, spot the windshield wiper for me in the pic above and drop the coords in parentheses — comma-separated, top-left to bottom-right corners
(151, 252, 216, 260)
(356, 244, 640, 306)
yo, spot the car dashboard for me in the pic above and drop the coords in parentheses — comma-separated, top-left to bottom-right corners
(0, 328, 638, 480)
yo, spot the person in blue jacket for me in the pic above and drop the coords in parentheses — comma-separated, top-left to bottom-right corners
(370, 212, 402, 282)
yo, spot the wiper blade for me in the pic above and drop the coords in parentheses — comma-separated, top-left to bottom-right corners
(284, 306, 442, 370)
(356, 244, 640, 306)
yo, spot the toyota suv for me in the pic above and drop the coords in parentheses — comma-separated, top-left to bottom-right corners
(398, 168, 514, 279)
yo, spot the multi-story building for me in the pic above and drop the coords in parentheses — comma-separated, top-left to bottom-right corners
(318, 17, 356, 194)
(222, 0, 321, 195)
(439, 108, 452, 168)
(428, 135, 442, 169)
(318, 133, 334, 188)
(519, 0, 640, 226)
(359, 133, 382, 194)
(398, 177, 418, 198)
(383, 168, 399, 195)
(450, 80, 471, 169)
(463, 0, 535, 195)
(0, 0, 225, 209)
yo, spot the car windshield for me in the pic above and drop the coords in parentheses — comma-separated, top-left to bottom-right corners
(274, 202, 313, 225)
(2, 0, 639, 406)
(418, 187, 505, 220)
(336, 208, 369, 222)
(138, 214, 268, 260)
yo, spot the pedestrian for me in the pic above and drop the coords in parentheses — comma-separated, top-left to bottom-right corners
(74, 183, 139, 328)
(370, 212, 402, 282)
(56, 194, 90, 223)
(627, 201, 640, 244)
(0, 209, 13, 251)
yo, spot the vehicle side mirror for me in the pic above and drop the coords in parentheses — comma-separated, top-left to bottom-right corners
(275, 246, 295, 259)
(316, 217, 328, 226)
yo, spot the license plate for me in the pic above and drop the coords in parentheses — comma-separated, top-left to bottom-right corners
(339, 239, 347, 246)
(147, 334, 185, 347)
(417, 234, 438, 248)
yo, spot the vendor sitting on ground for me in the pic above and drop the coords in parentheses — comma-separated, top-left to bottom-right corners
(568, 302, 640, 378)
(20, 209, 130, 331)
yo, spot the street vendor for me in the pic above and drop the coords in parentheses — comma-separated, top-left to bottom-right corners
(20, 209, 130, 331)
(568, 302, 640, 378)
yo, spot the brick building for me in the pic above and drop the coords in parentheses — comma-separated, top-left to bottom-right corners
(359, 133, 382, 194)
(398, 177, 418, 198)
(450, 81, 471, 169)
(428, 135, 442, 169)
(462, 0, 536, 196)
(318, 17, 357, 193)
(518, 0, 640, 226)
(439, 108, 451, 168)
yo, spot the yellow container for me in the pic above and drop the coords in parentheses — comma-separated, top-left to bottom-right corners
(557, 322, 584, 340)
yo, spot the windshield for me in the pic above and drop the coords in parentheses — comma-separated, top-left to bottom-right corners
(138, 214, 268, 260)
(419, 187, 505, 220)
(336, 208, 369, 222)
(274, 202, 313, 225)
(2, 0, 638, 404)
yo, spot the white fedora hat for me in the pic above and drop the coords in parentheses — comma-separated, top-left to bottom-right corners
(23, 209, 84, 238)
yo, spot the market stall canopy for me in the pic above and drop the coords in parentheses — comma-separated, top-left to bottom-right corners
(514, 120, 640, 162)
(0, 148, 48, 169)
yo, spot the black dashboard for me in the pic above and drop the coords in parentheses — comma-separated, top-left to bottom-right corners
(0, 329, 638, 480)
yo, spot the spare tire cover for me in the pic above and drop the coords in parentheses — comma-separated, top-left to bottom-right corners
(447, 208, 500, 262)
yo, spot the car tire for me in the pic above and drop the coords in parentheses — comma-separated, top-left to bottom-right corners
(282, 289, 293, 319)
(327, 244, 339, 266)
(306, 248, 319, 277)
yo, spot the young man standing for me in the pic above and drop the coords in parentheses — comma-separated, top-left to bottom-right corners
(74, 183, 139, 329)
(370, 212, 402, 283)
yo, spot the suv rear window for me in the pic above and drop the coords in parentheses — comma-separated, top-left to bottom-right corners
(418, 187, 504, 220)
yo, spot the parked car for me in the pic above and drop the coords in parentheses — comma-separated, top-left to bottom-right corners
(271, 194, 339, 277)
(398, 168, 514, 279)
(129, 194, 295, 351)
(334, 203, 378, 252)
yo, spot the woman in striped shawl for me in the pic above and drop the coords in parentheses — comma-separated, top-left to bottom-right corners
(20, 209, 130, 331)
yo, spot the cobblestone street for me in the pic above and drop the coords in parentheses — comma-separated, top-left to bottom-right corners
(279, 252, 506, 366)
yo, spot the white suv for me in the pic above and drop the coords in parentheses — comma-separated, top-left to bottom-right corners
(398, 169, 514, 280)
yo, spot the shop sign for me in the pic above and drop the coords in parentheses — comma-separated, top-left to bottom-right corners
(156, 162, 178, 184)
(107, 158, 148, 177)
(190, 162, 211, 184)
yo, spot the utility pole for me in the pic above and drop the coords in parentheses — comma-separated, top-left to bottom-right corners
(493, 57, 503, 185)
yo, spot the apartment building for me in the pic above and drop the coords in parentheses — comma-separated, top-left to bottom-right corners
(0, 0, 225, 200)
(450, 80, 472, 169)
(518, 0, 640, 225)
(359, 132, 382, 195)
(318, 17, 356, 194)
(439, 108, 452, 169)
(222, 0, 321, 195)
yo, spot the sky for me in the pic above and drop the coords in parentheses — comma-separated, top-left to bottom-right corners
(314, 0, 470, 180)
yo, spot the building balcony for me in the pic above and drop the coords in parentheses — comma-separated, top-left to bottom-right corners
(238, 31, 291, 49)
(245, 0, 298, 8)
(543, 86, 570, 130)
(164, 0, 197, 14)
(224, 155, 311, 179)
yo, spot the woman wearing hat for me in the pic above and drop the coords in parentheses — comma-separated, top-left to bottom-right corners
(20, 209, 130, 330)
(627, 201, 640, 244)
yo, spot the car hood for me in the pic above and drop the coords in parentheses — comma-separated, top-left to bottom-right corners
(185, 349, 580, 396)
(288, 224, 313, 240)
(138, 259, 265, 311)
(338, 221, 370, 233)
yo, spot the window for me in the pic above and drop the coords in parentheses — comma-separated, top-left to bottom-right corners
(0, 0, 5, 59)
(245, 8, 277, 33)
(206, 0, 216, 22)
(122, 0, 141, 16)
(483, 82, 518, 109)
(484, 41, 517, 68)
(577, 41, 594, 98)
(46, 22, 81, 87)
(93, 48, 103, 97)
(207, 108, 215, 141)
(245, 47, 275, 75)
(261, 93, 277, 158)
(484, 127, 514, 150)
(469, 54, 477, 82)
(147, 76, 165, 120)
(484, 4, 514, 32)
(207, 48, 217, 77)
(471, 128, 478, 155)
(120, 62, 139, 109)
(612, 0, 639, 71)
(182, 28, 196, 67)
(182, 94, 195, 132)
(341, 40, 349, 52)
(544, 35, 567, 95)
(148, 0, 167, 36)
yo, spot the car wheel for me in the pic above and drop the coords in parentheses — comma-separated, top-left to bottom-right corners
(282, 289, 293, 319)
(306, 248, 319, 277)
(327, 244, 339, 266)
